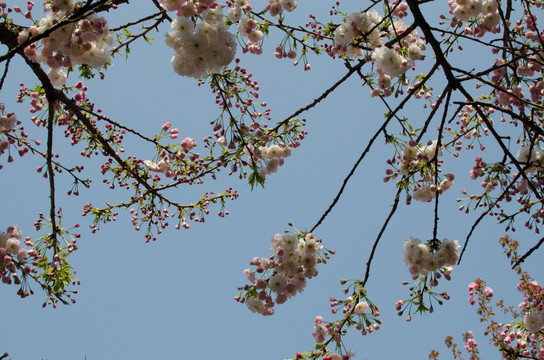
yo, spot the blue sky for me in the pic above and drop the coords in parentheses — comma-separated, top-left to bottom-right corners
(1, 1, 541, 359)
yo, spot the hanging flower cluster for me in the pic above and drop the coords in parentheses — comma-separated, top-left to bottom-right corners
(159, 0, 218, 14)
(331, 8, 426, 80)
(244, 143, 292, 176)
(0, 113, 17, 132)
(517, 146, 544, 174)
(448, 0, 501, 32)
(19, 3, 113, 86)
(236, 232, 329, 316)
(0, 225, 35, 290)
(372, 21, 426, 78)
(385, 140, 455, 203)
(332, 10, 383, 57)
(165, 8, 237, 78)
(403, 237, 460, 277)
(517, 279, 544, 333)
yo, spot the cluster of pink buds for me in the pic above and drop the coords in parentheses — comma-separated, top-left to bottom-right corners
(236, 232, 327, 316)
(467, 278, 493, 305)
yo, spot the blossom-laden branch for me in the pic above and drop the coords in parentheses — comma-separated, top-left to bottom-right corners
(2, 0, 544, 359)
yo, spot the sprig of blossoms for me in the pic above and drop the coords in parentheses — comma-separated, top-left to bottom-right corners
(0, 113, 18, 132)
(516, 146, 544, 174)
(448, 0, 501, 33)
(0, 225, 37, 297)
(465, 237, 544, 358)
(403, 237, 460, 277)
(397, 237, 459, 319)
(244, 143, 292, 177)
(236, 231, 331, 316)
(290, 280, 377, 360)
(386, 139, 455, 203)
(165, 8, 237, 78)
(19, 4, 114, 86)
(332, 10, 383, 57)
(331, 8, 426, 80)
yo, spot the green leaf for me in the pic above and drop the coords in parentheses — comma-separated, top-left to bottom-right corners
(248, 169, 265, 190)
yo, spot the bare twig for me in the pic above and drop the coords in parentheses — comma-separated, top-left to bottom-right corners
(512, 235, 544, 268)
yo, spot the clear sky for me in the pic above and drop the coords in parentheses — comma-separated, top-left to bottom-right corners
(1, 1, 541, 359)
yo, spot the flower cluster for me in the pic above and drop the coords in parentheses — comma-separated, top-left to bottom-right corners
(244, 143, 292, 176)
(266, 0, 297, 17)
(228, 0, 297, 56)
(318, 293, 382, 338)
(19, 5, 113, 86)
(403, 237, 460, 277)
(399, 140, 442, 175)
(333, 10, 383, 58)
(0, 113, 18, 132)
(159, 0, 218, 15)
(467, 277, 493, 305)
(236, 232, 327, 316)
(165, 8, 237, 78)
(517, 146, 544, 174)
(517, 279, 544, 333)
(448, 0, 501, 32)
(386, 140, 455, 203)
(524, 311, 544, 333)
(373, 19, 426, 76)
(141, 123, 196, 177)
(331, 8, 426, 79)
(0, 225, 34, 287)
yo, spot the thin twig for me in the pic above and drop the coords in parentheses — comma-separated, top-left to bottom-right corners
(512, 236, 544, 268)
(0, 57, 10, 91)
(362, 188, 402, 287)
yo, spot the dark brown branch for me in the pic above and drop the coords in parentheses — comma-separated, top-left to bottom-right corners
(0, 57, 10, 91)
(432, 86, 453, 244)
(362, 188, 402, 287)
(407, 0, 542, 205)
(512, 235, 544, 268)
(270, 58, 368, 133)
(46, 93, 59, 254)
(110, 11, 168, 56)
(311, 62, 439, 233)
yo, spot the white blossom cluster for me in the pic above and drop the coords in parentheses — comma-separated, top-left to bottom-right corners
(243, 143, 292, 176)
(159, 0, 218, 15)
(333, 10, 383, 58)
(19, 3, 113, 86)
(0, 225, 31, 286)
(165, 8, 237, 79)
(370, 20, 426, 78)
(524, 311, 544, 332)
(395, 140, 455, 203)
(334, 10, 383, 58)
(0, 114, 17, 132)
(333, 11, 426, 79)
(403, 237, 460, 277)
(243, 233, 323, 315)
(517, 146, 544, 173)
(449, 0, 500, 28)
